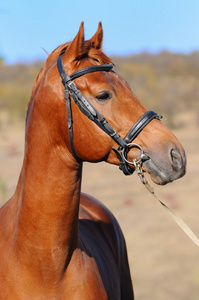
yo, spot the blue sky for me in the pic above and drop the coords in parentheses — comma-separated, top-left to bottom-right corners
(0, 0, 199, 63)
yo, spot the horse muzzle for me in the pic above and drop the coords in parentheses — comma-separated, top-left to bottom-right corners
(140, 146, 187, 185)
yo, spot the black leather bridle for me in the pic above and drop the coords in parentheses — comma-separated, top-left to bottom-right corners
(57, 54, 162, 175)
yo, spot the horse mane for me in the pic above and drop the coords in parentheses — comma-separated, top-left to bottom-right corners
(25, 42, 70, 125)
(30, 42, 70, 96)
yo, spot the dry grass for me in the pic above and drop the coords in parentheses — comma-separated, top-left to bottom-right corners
(0, 115, 199, 300)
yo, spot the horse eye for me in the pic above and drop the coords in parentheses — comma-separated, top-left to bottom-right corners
(96, 92, 112, 101)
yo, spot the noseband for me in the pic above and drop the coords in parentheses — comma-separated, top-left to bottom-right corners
(57, 54, 162, 175)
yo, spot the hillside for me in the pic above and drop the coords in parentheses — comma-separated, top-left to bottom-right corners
(0, 51, 199, 128)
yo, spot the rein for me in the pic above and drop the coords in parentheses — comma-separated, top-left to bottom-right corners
(57, 54, 161, 174)
(133, 159, 199, 247)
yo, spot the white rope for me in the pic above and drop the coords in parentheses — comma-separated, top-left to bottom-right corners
(134, 160, 199, 247)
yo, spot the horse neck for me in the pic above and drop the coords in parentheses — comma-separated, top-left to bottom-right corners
(10, 97, 82, 277)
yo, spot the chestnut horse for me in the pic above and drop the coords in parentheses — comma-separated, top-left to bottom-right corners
(0, 23, 186, 299)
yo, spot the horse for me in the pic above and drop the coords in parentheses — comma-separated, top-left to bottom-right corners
(0, 22, 186, 299)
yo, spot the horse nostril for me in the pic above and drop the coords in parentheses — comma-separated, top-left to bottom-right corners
(170, 149, 182, 170)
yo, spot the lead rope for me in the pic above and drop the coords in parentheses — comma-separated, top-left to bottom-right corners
(133, 159, 199, 247)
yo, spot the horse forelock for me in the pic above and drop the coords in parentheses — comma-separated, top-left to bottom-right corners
(87, 46, 113, 65)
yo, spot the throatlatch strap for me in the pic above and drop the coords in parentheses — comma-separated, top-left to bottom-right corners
(57, 54, 127, 160)
(64, 89, 80, 162)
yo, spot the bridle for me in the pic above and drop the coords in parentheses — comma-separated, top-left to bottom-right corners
(57, 54, 162, 175)
(57, 55, 199, 247)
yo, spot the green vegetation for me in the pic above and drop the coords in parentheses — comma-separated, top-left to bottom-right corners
(0, 51, 199, 128)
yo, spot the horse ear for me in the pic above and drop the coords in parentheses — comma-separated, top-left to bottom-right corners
(64, 22, 86, 61)
(90, 22, 103, 49)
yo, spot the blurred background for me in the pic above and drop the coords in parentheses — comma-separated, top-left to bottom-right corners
(0, 0, 199, 299)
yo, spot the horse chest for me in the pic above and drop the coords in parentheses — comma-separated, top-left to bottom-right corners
(0, 257, 118, 300)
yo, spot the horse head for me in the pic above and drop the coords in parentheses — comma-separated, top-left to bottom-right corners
(33, 22, 186, 186)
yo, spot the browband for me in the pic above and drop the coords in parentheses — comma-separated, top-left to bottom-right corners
(70, 64, 114, 81)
